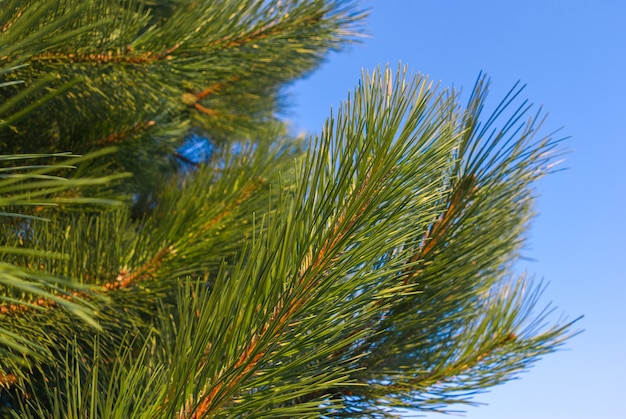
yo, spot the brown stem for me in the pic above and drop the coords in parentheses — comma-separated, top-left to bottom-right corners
(97, 120, 155, 146)
(181, 75, 241, 119)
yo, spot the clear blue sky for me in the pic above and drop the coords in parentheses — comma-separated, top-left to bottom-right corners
(288, 1, 626, 418)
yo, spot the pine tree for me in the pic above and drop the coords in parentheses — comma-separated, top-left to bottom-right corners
(1, 1, 578, 417)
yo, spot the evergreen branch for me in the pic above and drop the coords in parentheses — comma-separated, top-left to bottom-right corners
(0, 151, 127, 370)
(404, 173, 477, 284)
(0, 174, 264, 321)
(186, 240, 320, 416)
(31, 44, 182, 65)
(0, 2, 579, 416)
(181, 66, 449, 416)
(0, 171, 266, 378)
(390, 332, 519, 393)
(104, 246, 175, 291)
(262, 68, 573, 415)
(0, 287, 93, 316)
(187, 258, 330, 417)
(207, 12, 323, 51)
(417, 174, 477, 259)
(193, 180, 263, 236)
(184, 166, 379, 416)
(96, 120, 156, 146)
(0, 2, 111, 62)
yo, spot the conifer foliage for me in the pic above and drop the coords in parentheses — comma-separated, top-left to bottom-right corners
(1, 1, 577, 417)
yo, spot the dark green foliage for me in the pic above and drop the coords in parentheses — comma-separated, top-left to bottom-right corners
(0, 1, 577, 417)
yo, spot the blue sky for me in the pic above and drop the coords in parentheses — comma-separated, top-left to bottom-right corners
(288, 1, 625, 418)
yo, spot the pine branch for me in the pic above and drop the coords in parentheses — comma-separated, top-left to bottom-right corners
(0, 2, 579, 417)
(404, 173, 478, 284)
(96, 120, 156, 146)
(0, 173, 264, 316)
(32, 46, 180, 65)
